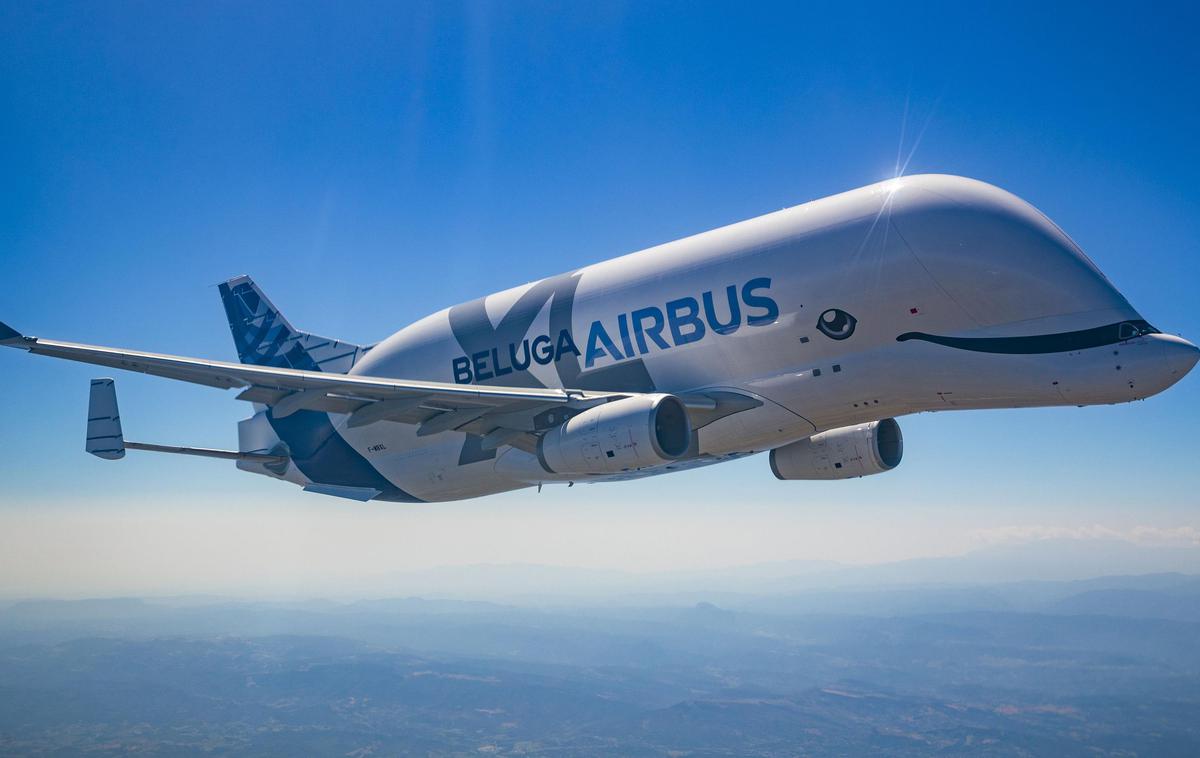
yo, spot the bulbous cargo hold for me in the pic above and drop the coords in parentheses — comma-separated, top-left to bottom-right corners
(538, 394, 692, 475)
(770, 419, 903, 480)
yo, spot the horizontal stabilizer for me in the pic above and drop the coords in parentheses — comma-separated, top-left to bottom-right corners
(123, 442, 287, 464)
(86, 379, 125, 460)
(85, 379, 287, 465)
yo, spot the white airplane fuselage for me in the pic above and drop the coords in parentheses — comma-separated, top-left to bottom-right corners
(232, 175, 1197, 502)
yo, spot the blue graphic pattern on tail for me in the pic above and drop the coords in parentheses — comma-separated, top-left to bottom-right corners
(218, 275, 370, 372)
(217, 276, 421, 502)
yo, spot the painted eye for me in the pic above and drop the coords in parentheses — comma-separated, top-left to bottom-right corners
(816, 308, 857, 340)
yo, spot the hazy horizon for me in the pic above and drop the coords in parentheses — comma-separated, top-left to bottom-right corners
(3, 515, 1196, 600)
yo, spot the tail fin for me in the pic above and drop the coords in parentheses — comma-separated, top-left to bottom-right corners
(217, 275, 370, 373)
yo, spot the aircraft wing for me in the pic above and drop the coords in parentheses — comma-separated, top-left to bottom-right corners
(0, 320, 617, 441)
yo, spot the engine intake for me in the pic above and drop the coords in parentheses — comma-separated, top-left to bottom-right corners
(538, 394, 691, 475)
(770, 418, 903, 480)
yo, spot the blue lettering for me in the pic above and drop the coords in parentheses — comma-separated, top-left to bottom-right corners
(554, 329, 581, 361)
(617, 313, 635, 357)
(666, 296, 706, 346)
(491, 346, 512, 377)
(510, 339, 531, 371)
(632, 306, 670, 353)
(532, 335, 554, 365)
(743, 277, 779, 326)
(471, 350, 493, 381)
(451, 276, 777, 379)
(703, 285, 741, 335)
(452, 356, 472, 384)
(584, 320, 624, 368)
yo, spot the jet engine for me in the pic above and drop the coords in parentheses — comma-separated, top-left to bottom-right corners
(769, 418, 903, 480)
(538, 394, 692, 475)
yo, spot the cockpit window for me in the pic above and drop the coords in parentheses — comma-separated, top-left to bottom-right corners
(1118, 321, 1159, 341)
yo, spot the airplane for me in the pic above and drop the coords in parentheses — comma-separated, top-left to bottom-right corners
(2, 174, 1196, 503)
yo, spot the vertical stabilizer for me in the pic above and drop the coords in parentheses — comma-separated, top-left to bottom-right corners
(218, 275, 370, 373)
(86, 378, 125, 460)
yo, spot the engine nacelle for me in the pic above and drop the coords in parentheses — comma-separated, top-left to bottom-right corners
(769, 418, 903, 480)
(538, 394, 692, 475)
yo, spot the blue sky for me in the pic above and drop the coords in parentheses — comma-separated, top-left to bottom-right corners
(1, 2, 1197, 594)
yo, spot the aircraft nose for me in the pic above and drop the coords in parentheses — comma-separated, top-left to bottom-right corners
(1154, 333, 1200, 382)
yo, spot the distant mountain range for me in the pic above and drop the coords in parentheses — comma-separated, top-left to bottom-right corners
(334, 537, 1200, 602)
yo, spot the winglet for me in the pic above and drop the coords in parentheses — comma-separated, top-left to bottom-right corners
(86, 378, 126, 460)
(0, 320, 24, 345)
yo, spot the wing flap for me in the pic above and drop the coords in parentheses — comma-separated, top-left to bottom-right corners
(235, 387, 371, 415)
